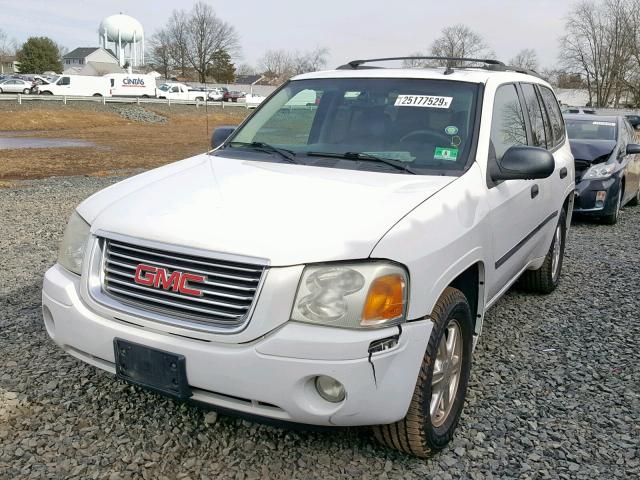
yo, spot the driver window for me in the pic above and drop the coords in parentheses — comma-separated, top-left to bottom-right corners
(59, 77, 70, 86)
(171, 86, 179, 92)
(490, 84, 527, 161)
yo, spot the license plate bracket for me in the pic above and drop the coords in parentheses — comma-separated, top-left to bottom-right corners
(114, 339, 192, 400)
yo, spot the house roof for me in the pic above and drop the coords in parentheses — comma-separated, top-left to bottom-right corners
(63, 61, 124, 76)
(64, 47, 117, 61)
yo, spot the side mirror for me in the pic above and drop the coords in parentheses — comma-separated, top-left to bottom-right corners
(626, 143, 640, 155)
(491, 146, 555, 181)
(211, 125, 236, 149)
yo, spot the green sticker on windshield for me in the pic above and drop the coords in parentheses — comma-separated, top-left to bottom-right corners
(434, 147, 458, 161)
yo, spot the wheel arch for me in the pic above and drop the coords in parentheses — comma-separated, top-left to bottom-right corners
(429, 260, 486, 339)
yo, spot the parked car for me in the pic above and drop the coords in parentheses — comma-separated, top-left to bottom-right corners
(207, 88, 225, 101)
(38, 75, 111, 97)
(625, 114, 640, 129)
(43, 57, 574, 458)
(0, 78, 32, 94)
(244, 92, 266, 108)
(223, 90, 245, 102)
(156, 82, 206, 101)
(565, 114, 640, 223)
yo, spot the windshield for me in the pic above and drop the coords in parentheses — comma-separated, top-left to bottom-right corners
(158, 84, 170, 92)
(222, 78, 479, 174)
(565, 119, 617, 140)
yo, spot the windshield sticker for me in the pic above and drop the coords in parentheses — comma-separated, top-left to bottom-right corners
(445, 125, 459, 135)
(395, 95, 453, 108)
(434, 147, 458, 161)
(592, 121, 616, 126)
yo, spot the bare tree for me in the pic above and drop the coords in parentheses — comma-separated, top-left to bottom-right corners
(560, 0, 634, 107)
(235, 63, 256, 76)
(184, 2, 240, 82)
(0, 28, 17, 61)
(291, 47, 329, 74)
(259, 49, 293, 83)
(510, 49, 539, 71)
(430, 24, 494, 64)
(149, 28, 173, 79)
(402, 24, 493, 68)
(166, 9, 190, 78)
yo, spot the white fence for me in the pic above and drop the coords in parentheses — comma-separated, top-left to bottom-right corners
(0, 93, 254, 108)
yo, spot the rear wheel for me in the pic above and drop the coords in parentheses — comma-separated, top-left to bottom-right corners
(92, 93, 102, 97)
(372, 287, 473, 457)
(23, 88, 30, 94)
(40, 91, 52, 95)
(519, 208, 567, 293)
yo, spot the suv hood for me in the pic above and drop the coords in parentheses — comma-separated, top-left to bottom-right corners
(79, 154, 455, 266)
(569, 139, 617, 164)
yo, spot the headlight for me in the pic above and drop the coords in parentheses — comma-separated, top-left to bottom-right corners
(291, 262, 408, 329)
(58, 211, 91, 275)
(583, 163, 615, 180)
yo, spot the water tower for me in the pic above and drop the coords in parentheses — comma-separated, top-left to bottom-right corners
(98, 13, 145, 67)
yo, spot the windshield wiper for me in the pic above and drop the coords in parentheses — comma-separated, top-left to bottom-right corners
(229, 141, 301, 164)
(306, 151, 417, 174)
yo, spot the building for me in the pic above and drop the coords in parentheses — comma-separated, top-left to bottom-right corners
(0, 55, 19, 75)
(62, 47, 123, 75)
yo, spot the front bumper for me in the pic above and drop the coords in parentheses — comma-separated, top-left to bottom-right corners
(42, 264, 432, 426)
(573, 175, 620, 216)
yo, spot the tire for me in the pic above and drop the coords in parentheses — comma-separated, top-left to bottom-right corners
(142, 94, 149, 98)
(23, 88, 30, 94)
(601, 187, 621, 225)
(0, 88, 3, 93)
(40, 91, 52, 95)
(628, 187, 640, 206)
(372, 287, 473, 458)
(93, 93, 102, 97)
(519, 208, 567, 294)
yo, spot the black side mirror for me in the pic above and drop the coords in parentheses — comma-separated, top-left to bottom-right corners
(626, 143, 640, 155)
(211, 126, 236, 149)
(491, 146, 555, 181)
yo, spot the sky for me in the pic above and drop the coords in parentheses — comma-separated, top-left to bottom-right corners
(0, 0, 573, 70)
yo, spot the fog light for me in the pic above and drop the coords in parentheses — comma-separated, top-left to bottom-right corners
(595, 191, 606, 208)
(314, 375, 346, 403)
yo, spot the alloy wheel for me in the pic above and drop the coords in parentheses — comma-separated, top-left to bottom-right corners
(430, 319, 463, 427)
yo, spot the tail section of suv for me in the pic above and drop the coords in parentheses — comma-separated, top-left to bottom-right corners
(43, 57, 574, 457)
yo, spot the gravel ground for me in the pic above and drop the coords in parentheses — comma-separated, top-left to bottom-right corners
(0, 176, 638, 479)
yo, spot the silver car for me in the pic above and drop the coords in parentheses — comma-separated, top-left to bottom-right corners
(0, 78, 32, 94)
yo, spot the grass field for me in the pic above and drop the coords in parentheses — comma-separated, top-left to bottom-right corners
(0, 103, 249, 182)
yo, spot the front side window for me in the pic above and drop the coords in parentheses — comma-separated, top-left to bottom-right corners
(490, 84, 527, 160)
(58, 77, 70, 86)
(222, 78, 480, 175)
(539, 86, 565, 147)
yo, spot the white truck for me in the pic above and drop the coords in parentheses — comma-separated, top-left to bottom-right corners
(156, 82, 207, 101)
(43, 57, 575, 457)
(105, 73, 157, 98)
(38, 75, 111, 97)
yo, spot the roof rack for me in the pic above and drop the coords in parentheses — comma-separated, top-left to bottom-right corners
(336, 56, 543, 78)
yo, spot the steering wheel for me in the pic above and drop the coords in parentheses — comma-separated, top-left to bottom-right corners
(399, 130, 453, 146)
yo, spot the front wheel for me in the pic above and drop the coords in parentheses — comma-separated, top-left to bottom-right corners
(372, 287, 473, 457)
(628, 186, 640, 206)
(601, 187, 622, 225)
(519, 208, 567, 293)
(23, 88, 30, 94)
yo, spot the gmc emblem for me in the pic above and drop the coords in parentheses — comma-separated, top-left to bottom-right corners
(133, 264, 205, 297)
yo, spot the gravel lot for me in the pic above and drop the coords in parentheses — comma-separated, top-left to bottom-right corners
(0, 175, 638, 479)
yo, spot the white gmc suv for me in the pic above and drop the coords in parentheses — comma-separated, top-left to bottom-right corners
(42, 57, 574, 457)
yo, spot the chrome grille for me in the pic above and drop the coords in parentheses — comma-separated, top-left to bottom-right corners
(101, 238, 265, 328)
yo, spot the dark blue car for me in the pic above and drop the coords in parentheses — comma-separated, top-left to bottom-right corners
(564, 114, 640, 224)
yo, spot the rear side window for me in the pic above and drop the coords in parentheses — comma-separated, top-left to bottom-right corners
(490, 84, 527, 160)
(539, 86, 565, 147)
(521, 83, 547, 148)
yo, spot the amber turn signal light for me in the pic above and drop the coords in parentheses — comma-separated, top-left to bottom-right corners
(361, 274, 406, 325)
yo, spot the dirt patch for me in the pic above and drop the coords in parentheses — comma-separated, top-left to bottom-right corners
(0, 104, 249, 180)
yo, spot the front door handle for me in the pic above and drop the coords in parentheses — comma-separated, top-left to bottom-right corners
(560, 167, 568, 179)
(531, 184, 539, 199)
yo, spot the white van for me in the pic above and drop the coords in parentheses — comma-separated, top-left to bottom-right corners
(105, 73, 157, 98)
(39, 75, 111, 97)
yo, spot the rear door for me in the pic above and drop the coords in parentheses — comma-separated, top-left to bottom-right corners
(621, 120, 640, 203)
(486, 83, 547, 299)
